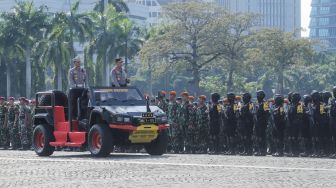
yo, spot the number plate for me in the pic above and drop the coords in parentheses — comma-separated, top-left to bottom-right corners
(143, 118, 156, 123)
(142, 112, 154, 118)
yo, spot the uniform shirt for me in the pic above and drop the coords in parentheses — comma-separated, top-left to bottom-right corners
(110, 66, 127, 87)
(69, 67, 87, 87)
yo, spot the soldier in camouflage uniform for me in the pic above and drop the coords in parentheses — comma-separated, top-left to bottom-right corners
(176, 92, 189, 153)
(18, 97, 31, 150)
(157, 91, 168, 113)
(196, 95, 209, 153)
(0, 97, 9, 149)
(7, 97, 20, 149)
(186, 96, 197, 153)
(167, 91, 178, 153)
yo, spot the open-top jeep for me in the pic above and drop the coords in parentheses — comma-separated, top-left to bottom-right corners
(32, 87, 169, 157)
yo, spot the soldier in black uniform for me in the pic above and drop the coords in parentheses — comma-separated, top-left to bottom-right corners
(287, 93, 304, 157)
(237, 92, 254, 155)
(300, 94, 313, 157)
(272, 95, 286, 157)
(329, 87, 336, 158)
(311, 91, 327, 157)
(254, 90, 270, 156)
(209, 93, 221, 154)
(223, 93, 237, 155)
(322, 91, 332, 156)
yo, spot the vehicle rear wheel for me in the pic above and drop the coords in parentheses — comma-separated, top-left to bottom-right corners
(145, 130, 168, 156)
(88, 124, 113, 157)
(33, 125, 55, 156)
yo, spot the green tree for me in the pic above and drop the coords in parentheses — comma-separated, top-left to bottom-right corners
(141, 1, 232, 95)
(88, 4, 127, 85)
(250, 29, 314, 94)
(2, 1, 49, 97)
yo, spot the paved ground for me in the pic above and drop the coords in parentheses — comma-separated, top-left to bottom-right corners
(0, 150, 336, 188)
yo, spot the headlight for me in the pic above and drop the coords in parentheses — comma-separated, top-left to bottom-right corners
(116, 116, 123, 122)
(161, 116, 167, 122)
(124, 117, 131, 123)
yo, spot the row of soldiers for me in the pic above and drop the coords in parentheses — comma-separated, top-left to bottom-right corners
(0, 97, 35, 150)
(155, 88, 336, 157)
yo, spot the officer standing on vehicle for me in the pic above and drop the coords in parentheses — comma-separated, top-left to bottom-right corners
(0, 97, 9, 149)
(110, 58, 128, 87)
(7, 97, 20, 150)
(69, 56, 87, 88)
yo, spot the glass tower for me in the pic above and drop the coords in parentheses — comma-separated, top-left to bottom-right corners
(310, 0, 336, 51)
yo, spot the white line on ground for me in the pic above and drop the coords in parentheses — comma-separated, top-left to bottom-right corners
(0, 156, 336, 172)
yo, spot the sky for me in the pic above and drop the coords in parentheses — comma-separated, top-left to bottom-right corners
(301, 0, 312, 37)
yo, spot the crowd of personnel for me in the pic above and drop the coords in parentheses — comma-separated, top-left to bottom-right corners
(154, 88, 336, 158)
(0, 97, 35, 150)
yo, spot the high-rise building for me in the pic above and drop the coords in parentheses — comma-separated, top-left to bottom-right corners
(309, 0, 336, 51)
(216, 0, 301, 36)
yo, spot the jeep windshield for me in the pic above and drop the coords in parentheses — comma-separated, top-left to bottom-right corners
(92, 88, 146, 106)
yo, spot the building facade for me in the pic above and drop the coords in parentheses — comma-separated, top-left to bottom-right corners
(216, 0, 301, 35)
(309, 0, 336, 51)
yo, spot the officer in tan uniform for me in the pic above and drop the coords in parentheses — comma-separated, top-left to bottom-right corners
(68, 56, 87, 88)
(110, 58, 128, 87)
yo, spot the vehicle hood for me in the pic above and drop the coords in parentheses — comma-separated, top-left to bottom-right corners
(103, 105, 165, 116)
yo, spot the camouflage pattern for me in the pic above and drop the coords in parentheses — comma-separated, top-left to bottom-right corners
(176, 100, 189, 152)
(18, 104, 31, 149)
(7, 104, 20, 149)
(158, 99, 168, 113)
(186, 103, 197, 153)
(167, 99, 179, 152)
(196, 103, 209, 153)
(0, 103, 9, 148)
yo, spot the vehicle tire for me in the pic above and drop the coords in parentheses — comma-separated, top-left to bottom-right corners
(33, 125, 55, 156)
(39, 91, 68, 117)
(39, 90, 68, 107)
(145, 130, 168, 156)
(88, 124, 113, 157)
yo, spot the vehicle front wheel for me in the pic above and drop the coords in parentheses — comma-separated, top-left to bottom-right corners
(88, 124, 113, 157)
(145, 130, 168, 156)
(33, 125, 55, 156)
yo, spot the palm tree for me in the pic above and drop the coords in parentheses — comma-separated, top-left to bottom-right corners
(94, 0, 129, 13)
(116, 19, 144, 71)
(39, 12, 73, 91)
(88, 4, 128, 85)
(2, 1, 49, 98)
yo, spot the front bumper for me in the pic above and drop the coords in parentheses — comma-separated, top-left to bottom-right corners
(109, 123, 169, 143)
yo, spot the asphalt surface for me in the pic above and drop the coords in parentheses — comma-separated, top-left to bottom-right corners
(0, 150, 336, 188)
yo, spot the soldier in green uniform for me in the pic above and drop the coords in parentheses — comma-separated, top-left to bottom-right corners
(7, 97, 20, 149)
(158, 91, 168, 113)
(18, 97, 31, 150)
(176, 92, 189, 153)
(167, 91, 178, 153)
(0, 97, 9, 149)
(186, 96, 196, 153)
(196, 95, 209, 154)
